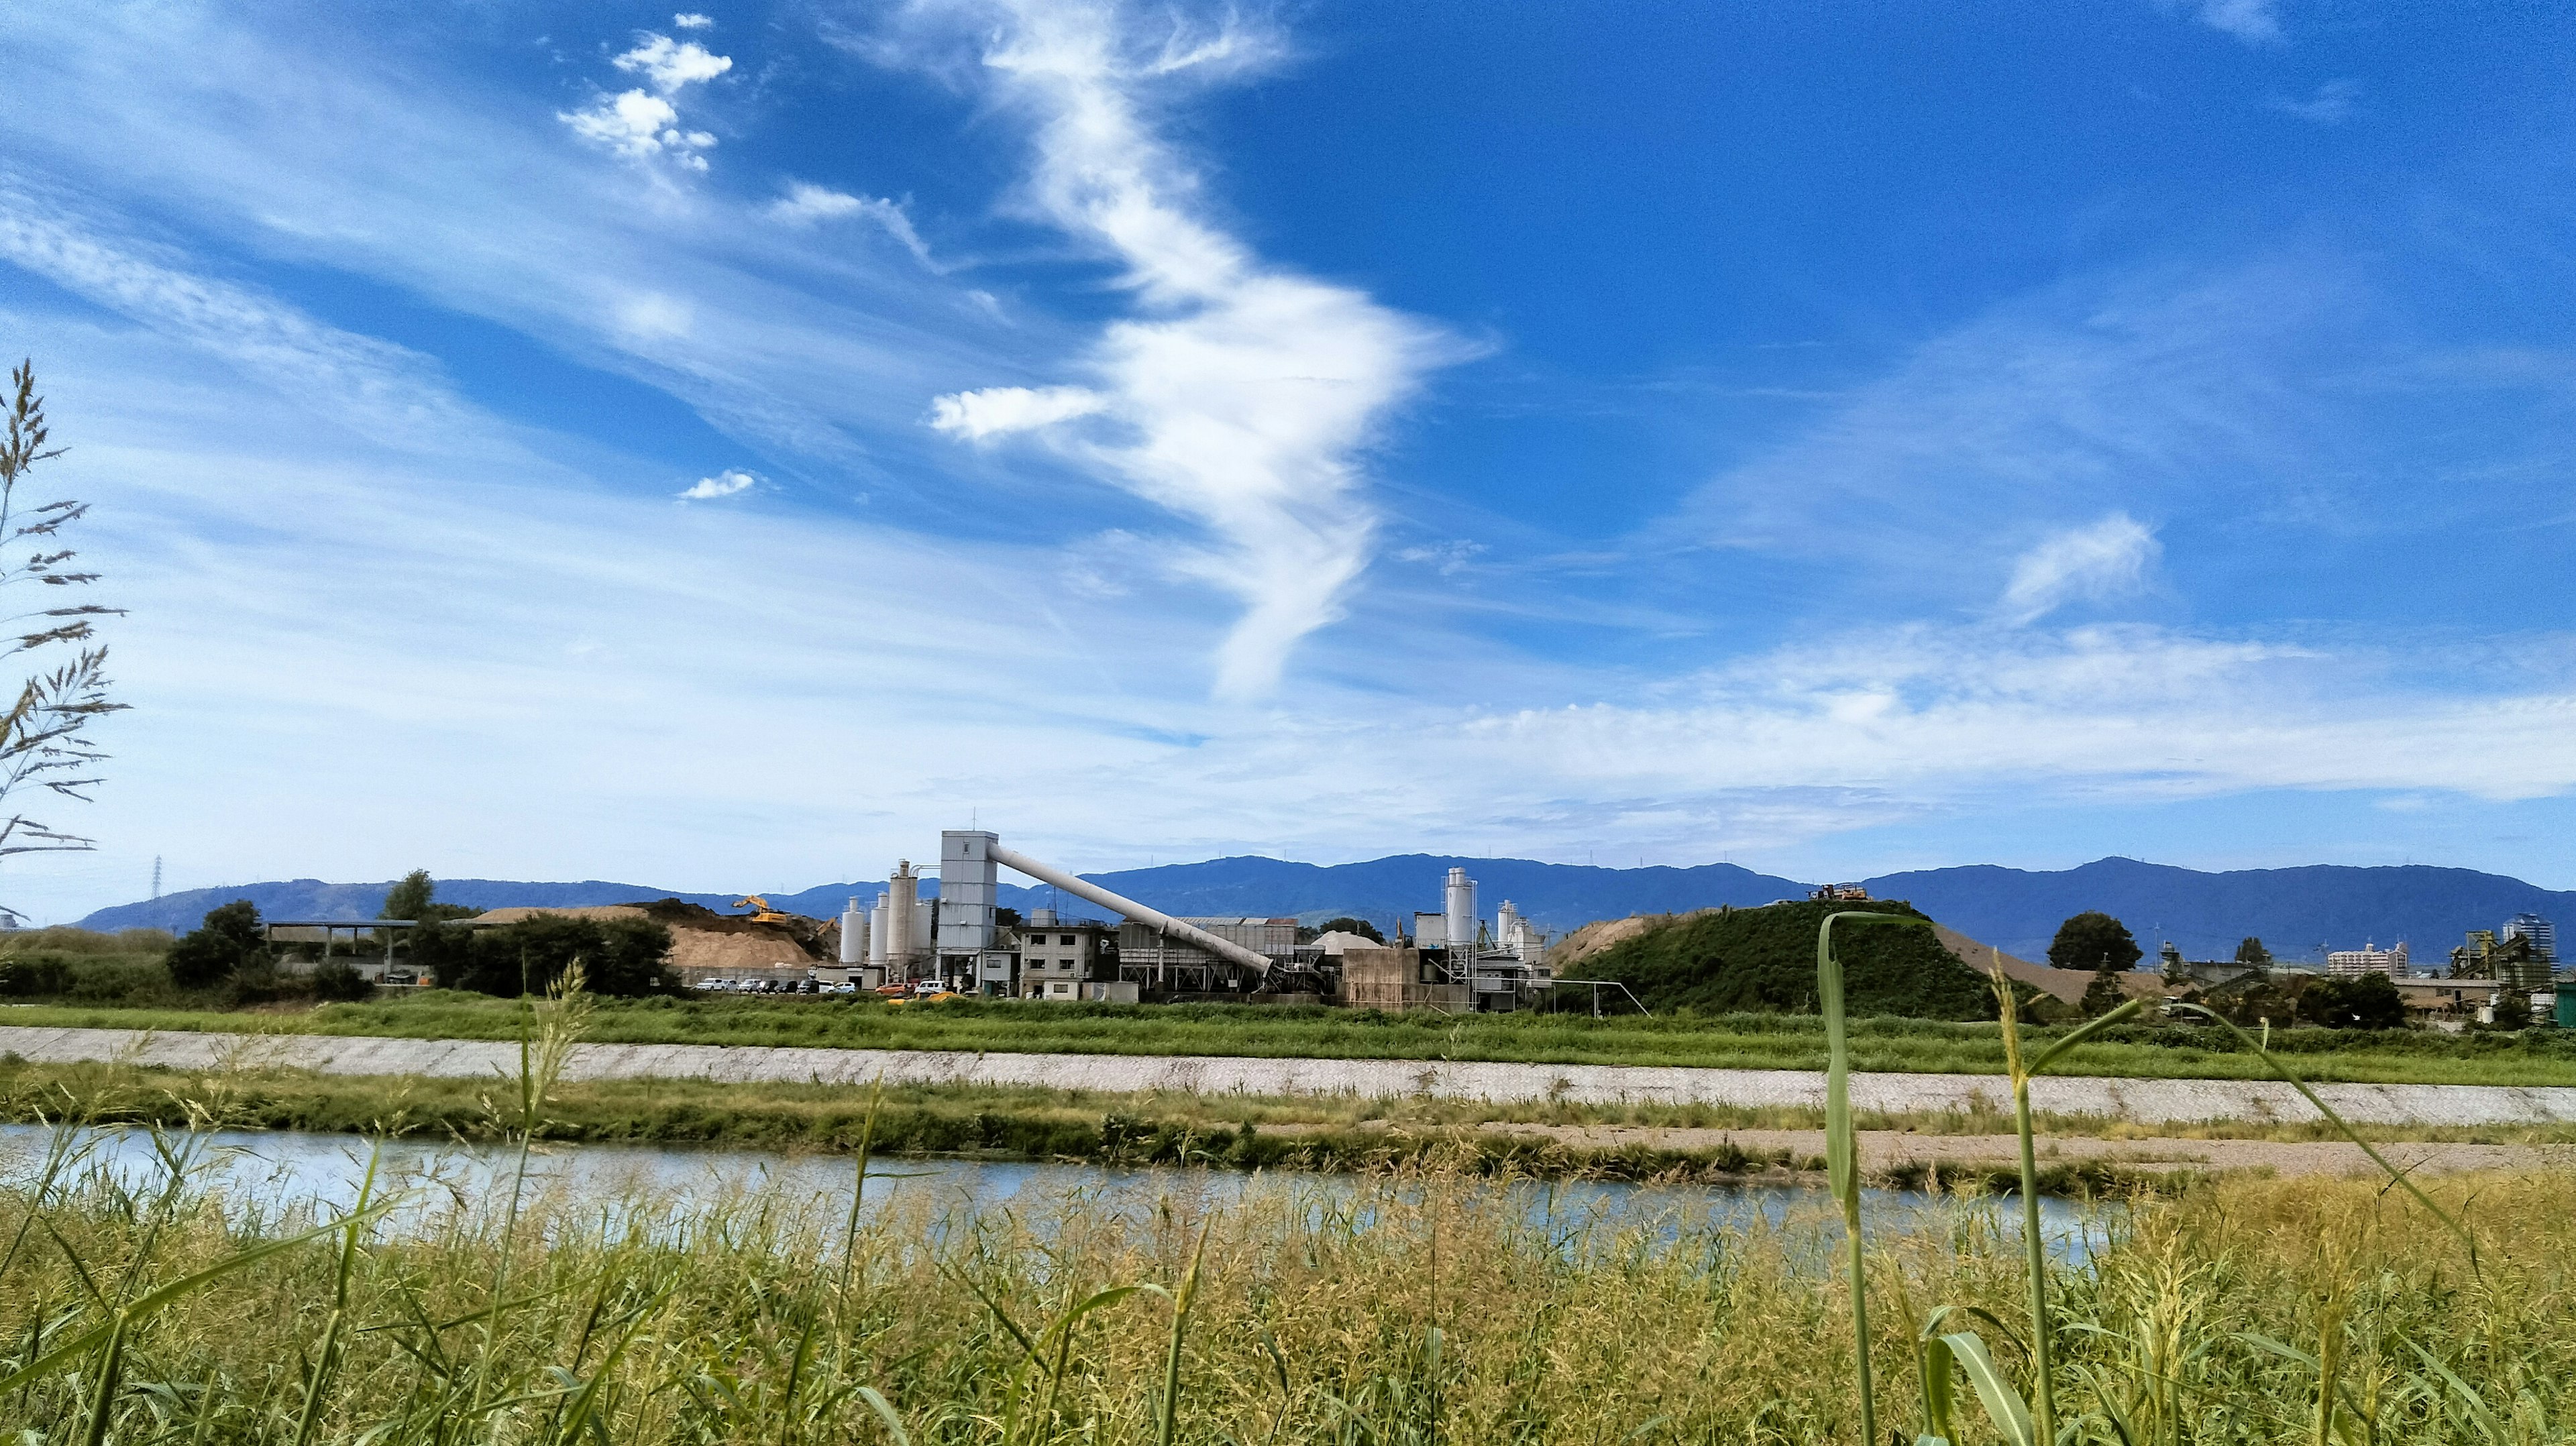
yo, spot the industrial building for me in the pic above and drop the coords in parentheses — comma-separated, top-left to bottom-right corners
(828, 833, 1562, 1011)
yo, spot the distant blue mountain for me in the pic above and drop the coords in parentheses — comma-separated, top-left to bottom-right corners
(78, 879, 1111, 935)
(1080, 854, 1807, 934)
(1861, 857, 2576, 962)
(72, 854, 2576, 966)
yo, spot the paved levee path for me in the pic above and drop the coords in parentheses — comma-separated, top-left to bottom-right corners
(3, 1024, 2573, 1126)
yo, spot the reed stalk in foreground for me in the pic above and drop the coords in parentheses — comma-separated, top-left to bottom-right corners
(1815, 908, 1935, 1446)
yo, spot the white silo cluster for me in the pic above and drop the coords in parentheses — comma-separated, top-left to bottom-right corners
(863, 861, 932, 979)
(1407, 868, 1547, 974)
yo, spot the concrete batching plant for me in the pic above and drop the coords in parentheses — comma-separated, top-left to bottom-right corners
(841, 829, 1563, 1012)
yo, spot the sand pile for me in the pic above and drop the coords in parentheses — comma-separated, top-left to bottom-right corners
(471, 901, 824, 972)
(1548, 911, 1710, 970)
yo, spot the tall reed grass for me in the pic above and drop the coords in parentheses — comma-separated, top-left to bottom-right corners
(1813, 913, 2537, 1446)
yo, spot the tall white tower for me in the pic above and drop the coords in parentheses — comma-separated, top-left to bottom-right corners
(839, 897, 867, 967)
(886, 862, 920, 976)
(1444, 867, 1477, 957)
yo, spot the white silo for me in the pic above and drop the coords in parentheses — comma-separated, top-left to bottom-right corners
(839, 897, 867, 967)
(1444, 867, 1477, 956)
(868, 895, 890, 970)
(886, 862, 920, 974)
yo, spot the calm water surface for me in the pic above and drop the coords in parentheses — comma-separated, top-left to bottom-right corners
(0, 1122, 2111, 1260)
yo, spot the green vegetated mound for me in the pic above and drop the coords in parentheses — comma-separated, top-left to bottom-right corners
(1584, 899, 1999, 1020)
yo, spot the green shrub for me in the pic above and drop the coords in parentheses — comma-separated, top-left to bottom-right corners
(0, 925, 172, 956)
(0, 956, 70, 995)
(425, 913, 677, 998)
(309, 960, 373, 1002)
(166, 900, 268, 989)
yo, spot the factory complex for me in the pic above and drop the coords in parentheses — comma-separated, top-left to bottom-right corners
(831, 831, 1560, 1010)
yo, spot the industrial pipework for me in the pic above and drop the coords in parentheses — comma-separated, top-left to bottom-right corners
(987, 842, 1274, 977)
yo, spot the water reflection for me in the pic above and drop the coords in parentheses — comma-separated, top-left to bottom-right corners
(0, 1122, 2112, 1262)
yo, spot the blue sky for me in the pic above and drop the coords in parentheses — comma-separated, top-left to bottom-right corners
(3, 0, 2575, 922)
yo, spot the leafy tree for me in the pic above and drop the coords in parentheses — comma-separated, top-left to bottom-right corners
(0, 362, 125, 924)
(2491, 991, 2534, 1032)
(380, 870, 434, 921)
(2298, 972, 2406, 1030)
(379, 869, 478, 927)
(165, 899, 268, 989)
(435, 913, 676, 998)
(1319, 916, 1385, 944)
(2233, 936, 2272, 967)
(2047, 911, 2141, 974)
(2080, 966, 2127, 1018)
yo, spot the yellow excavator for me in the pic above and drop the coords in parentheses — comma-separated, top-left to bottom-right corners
(731, 895, 799, 927)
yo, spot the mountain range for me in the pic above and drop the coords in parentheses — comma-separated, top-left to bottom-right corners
(72, 854, 2576, 964)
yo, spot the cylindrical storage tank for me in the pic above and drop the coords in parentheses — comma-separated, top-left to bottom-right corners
(887, 863, 919, 971)
(1444, 867, 1476, 956)
(868, 896, 890, 969)
(839, 897, 867, 966)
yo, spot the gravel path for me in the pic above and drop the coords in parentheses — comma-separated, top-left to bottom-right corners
(4, 1023, 2574, 1127)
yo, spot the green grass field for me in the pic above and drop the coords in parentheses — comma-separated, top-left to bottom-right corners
(7, 989, 2576, 1085)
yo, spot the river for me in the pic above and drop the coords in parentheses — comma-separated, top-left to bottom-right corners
(0, 1121, 2112, 1260)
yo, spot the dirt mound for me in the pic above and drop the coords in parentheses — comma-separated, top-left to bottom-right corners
(1931, 924, 2169, 1006)
(471, 902, 824, 972)
(1550, 911, 1713, 971)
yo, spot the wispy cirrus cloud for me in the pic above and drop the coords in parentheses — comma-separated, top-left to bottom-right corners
(1999, 513, 2160, 623)
(2174, 0, 2283, 45)
(908, 0, 1457, 700)
(2267, 78, 2361, 125)
(765, 182, 941, 268)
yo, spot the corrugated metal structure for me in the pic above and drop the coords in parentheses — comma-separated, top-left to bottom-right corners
(1338, 946, 1469, 1012)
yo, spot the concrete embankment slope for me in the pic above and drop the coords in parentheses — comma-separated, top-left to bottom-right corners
(4, 1024, 2573, 1127)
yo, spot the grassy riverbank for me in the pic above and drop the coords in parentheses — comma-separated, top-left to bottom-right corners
(4, 1057, 2569, 1192)
(8, 989, 2576, 1084)
(0, 1117, 2559, 1441)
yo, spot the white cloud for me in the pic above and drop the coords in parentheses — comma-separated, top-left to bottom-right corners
(765, 182, 939, 267)
(1999, 513, 2160, 624)
(2267, 78, 2360, 125)
(913, 0, 1455, 700)
(672, 13, 714, 30)
(613, 33, 732, 94)
(2182, 0, 2282, 44)
(929, 384, 1106, 439)
(560, 89, 716, 170)
(561, 31, 731, 170)
(677, 467, 759, 500)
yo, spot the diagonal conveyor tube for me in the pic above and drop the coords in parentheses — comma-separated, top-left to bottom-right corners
(989, 844, 1273, 977)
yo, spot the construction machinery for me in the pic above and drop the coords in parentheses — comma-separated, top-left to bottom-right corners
(731, 895, 799, 928)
